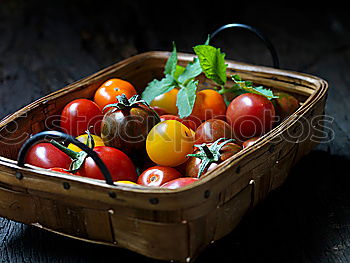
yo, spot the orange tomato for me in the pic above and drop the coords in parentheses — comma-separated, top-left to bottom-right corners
(94, 78, 137, 110)
(190, 89, 227, 122)
(150, 89, 179, 115)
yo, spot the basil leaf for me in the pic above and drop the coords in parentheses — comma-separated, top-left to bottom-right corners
(164, 42, 177, 75)
(193, 44, 227, 85)
(176, 79, 198, 118)
(141, 74, 177, 103)
(177, 57, 202, 84)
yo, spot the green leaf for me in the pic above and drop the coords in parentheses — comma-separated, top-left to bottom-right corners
(173, 65, 186, 80)
(204, 34, 211, 45)
(176, 79, 198, 118)
(221, 75, 279, 100)
(141, 74, 177, 103)
(193, 44, 227, 85)
(177, 57, 202, 84)
(164, 42, 178, 75)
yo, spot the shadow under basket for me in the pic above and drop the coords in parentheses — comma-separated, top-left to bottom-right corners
(0, 51, 328, 262)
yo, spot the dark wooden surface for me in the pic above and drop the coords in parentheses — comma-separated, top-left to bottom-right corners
(1, 1, 350, 262)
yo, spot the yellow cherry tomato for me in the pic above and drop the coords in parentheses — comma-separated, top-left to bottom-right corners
(68, 134, 105, 152)
(146, 120, 195, 167)
(150, 89, 179, 115)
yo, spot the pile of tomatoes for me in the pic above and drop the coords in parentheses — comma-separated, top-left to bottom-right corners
(25, 77, 299, 189)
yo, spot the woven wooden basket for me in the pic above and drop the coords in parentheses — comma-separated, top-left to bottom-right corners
(0, 50, 328, 262)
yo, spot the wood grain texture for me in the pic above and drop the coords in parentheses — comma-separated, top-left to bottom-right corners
(0, 1, 349, 263)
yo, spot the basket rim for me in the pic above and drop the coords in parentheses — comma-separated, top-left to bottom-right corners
(0, 51, 329, 196)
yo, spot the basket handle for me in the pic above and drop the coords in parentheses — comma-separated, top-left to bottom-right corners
(17, 130, 114, 185)
(210, 23, 280, 69)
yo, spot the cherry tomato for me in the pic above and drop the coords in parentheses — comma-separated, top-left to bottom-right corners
(150, 89, 178, 115)
(242, 137, 260, 148)
(195, 119, 234, 144)
(151, 106, 168, 116)
(101, 100, 159, 160)
(186, 141, 241, 178)
(94, 78, 137, 110)
(68, 133, 105, 152)
(60, 99, 103, 137)
(272, 92, 299, 121)
(190, 89, 227, 122)
(25, 143, 71, 169)
(161, 177, 199, 189)
(160, 114, 196, 131)
(79, 146, 137, 182)
(49, 167, 76, 175)
(226, 93, 275, 141)
(146, 120, 195, 167)
(137, 166, 182, 187)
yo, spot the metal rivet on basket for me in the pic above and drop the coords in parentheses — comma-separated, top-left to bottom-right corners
(109, 191, 116, 198)
(204, 190, 210, 199)
(15, 171, 23, 180)
(108, 209, 114, 215)
(149, 197, 159, 205)
(63, 182, 70, 190)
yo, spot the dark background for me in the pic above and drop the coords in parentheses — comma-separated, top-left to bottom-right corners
(1, 1, 350, 262)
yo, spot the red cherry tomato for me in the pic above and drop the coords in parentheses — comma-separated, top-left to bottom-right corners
(226, 93, 275, 141)
(151, 106, 168, 116)
(242, 137, 260, 148)
(190, 89, 227, 122)
(49, 167, 76, 175)
(137, 166, 182, 187)
(195, 119, 234, 144)
(94, 78, 137, 110)
(25, 143, 71, 169)
(79, 146, 137, 182)
(161, 177, 199, 189)
(60, 99, 103, 137)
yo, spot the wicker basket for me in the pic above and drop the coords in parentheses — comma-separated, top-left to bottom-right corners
(0, 51, 328, 262)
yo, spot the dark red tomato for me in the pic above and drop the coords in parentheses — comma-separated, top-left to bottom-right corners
(161, 177, 199, 189)
(272, 92, 299, 121)
(160, 114, 197, 131)
(151, 106, 168, 116)
(186, 142, 241, 178)
(60, 99, 103, 137)
(226, 93, 275, 141)
(25, 143, 71, 169)
(79, 146, 137, 182)
(242, 137, 260, 148)
(137, 166, 182, 187)
(49, 167, 76, 175)
(195, 119, 234, 144)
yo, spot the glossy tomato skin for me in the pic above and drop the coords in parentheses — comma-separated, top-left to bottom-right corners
(137, 166, 182, 187)
(242, 137, 260, 148)
(79, 146, 137, 182)
(68, 133, 105, 152)
(101, 105, 159, 160)
(195, 119, 234, 144)
(161, 177, 199, 189)
(49, 167, 76, 175)
(94, 78, 137, 110)
(186, 142, 242, 178)
(160, 114, 196, 131)
(25, 143, 71, 169)
(146, 120, 195, 167)
(60, 99, 103, 137)
(150, 89, 179, 115)
(190, 89, 227, 122)
(272, 92, 299, 121)
(151, 106, 168, 116)
(226, 93, 275, 141)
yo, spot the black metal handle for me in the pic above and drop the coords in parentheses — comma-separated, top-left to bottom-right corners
(17, 130, 114, 185)
(210, 23, 280, 69)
